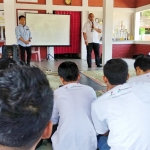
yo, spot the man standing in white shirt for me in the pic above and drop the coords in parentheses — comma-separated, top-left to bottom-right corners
(15, 15, 32, 66)
(82, 13, 102, 68)
(128, 55, 150, 83)
(91, 59, 150, 150)
(51, 61, 97, 150)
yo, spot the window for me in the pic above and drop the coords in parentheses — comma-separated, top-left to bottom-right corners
(139, 10, 150, 41)
(0, 10, 5, 41)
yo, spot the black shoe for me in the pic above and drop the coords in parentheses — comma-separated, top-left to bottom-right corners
(97, 65, 102, 67)
(88, 65, 91, 68)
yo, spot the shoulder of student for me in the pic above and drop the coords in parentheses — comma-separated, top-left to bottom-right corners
(130, 81, 150, 93)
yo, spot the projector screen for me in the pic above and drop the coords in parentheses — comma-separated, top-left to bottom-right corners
(26, 13, 70, 46)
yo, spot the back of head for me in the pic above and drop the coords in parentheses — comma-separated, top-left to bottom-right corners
(134, 55, 150, 72)
(58, 61, 79, 82)
(0, 58, 16, 70)
(104, 59, 128, 85)
(0, 65, 53, 150)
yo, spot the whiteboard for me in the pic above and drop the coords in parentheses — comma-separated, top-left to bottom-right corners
(26, 13, 70, 46)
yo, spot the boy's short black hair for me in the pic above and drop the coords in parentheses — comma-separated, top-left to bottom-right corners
(0, 58, 16, 70)
(104, 59, 128, 85)
(19, 15, 26, 20)
(58, 61, 79, 82)
(0, 65, 53, 150)
(134, 55, 150, 72)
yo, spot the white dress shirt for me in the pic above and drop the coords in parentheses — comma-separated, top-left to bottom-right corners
(82, 21, 101, 43)
(51, 83, 97, 150)
(92, 82, 150, 150)
(128, 72, 150, 83)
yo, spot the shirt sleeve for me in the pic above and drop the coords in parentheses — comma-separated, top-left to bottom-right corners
(82, 23, 87, 33)
(50, 92, 59, 124)
(97, 23, 101, 29)
(15, 26, 21, 40)
(91, 102, 109, 134)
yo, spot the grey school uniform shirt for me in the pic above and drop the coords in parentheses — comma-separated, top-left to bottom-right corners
(15, 24, 32, 47)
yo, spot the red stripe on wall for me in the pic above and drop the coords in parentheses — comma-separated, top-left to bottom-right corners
(88, 0, 136, 8)
(92, 44, 134, 59)
(88, 0, 102, 7)
(114, 0, 136, 8)
(92, 44, 150, 59)
(53, 0, 82, 6)
(134, 44, 150, 55)
(136, 0, 150, 7)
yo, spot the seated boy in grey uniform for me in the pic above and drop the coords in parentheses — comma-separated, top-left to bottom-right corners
(51, 61, 97, 150)
(128, 55, 150, 82)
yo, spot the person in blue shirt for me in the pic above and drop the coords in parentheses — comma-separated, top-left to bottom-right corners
(15, 15, 32, 66)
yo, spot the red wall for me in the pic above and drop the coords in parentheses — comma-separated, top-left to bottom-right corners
(53, 0, 136, 7)
(1, 0, 150, 6)
(92, 44, 150, 59)
(112, 44, 134, 58)
(134, 44, 150, 55)
(53, 0, 82, 6)
(136, 0, 150, 7)
(114, 0, 136, 8)
(88, 0, 102, 7)
(88, 0, 136, 8)
(92, 44, 134, 59)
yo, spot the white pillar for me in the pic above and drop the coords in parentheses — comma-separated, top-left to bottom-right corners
(134, 12, 140, 41)
(4, 0, 16, 45)
(102, 0, 114, 64)
(81, 0, 88, 60)
(46, 0, 54, 60)
(81, 11, 88, 60)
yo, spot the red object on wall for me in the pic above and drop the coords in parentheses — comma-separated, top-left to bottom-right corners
(0, 0, 3, 3)
(53, 0, 82, 6)
(54, 11, 81, 54)
(136, 0, 150, 7)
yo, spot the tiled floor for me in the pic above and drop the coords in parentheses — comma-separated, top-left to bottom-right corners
(32, 58, 135, 91)
(33, 58, 135, 150)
